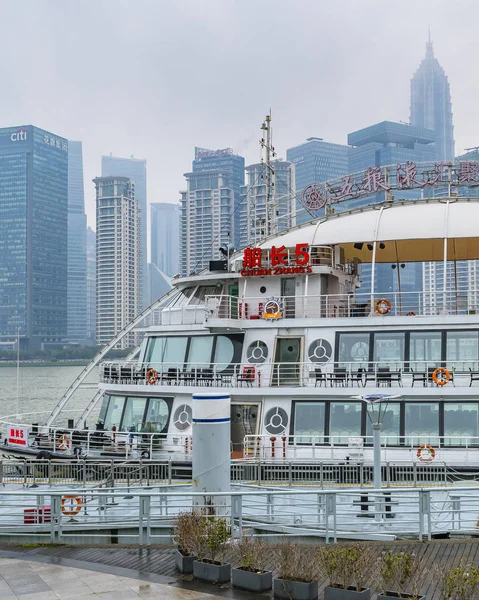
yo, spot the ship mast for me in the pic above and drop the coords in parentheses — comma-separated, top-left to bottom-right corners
(260, 111, 277, 238)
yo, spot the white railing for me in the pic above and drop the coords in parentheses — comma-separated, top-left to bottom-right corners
(99, 359, 479, 389)
(0, 485, 477, 543)
(206, 289, 479, 320)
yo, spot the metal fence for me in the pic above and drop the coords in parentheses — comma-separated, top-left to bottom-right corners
(0, 485, 477, 545)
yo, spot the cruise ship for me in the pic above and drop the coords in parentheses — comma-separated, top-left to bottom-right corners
(2, 160, 479, 470)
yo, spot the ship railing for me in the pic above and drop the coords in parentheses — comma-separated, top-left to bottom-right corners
(0, 485, 478, 543)
(205, 289, 479, 320)
(230, 458, 450, 488)
(244, 434, 479, 462)
(99, 359, 479, 389)
(0, 412, 193, 460)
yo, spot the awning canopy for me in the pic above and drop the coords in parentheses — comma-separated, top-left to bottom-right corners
(257, 198, 479, 263)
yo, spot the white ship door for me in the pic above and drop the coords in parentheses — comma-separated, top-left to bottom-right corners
(272, 337, 303, 386)
(281, 278, 296, 318)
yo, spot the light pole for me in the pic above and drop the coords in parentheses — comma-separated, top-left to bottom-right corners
(353, 393, 401, 489)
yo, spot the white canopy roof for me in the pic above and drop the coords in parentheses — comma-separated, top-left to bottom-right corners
(257, 198, 479, 263)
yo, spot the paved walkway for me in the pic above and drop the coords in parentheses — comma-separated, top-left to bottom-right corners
(0, 556, 222, 600)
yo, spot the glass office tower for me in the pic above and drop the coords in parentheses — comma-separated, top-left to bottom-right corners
(0, 126, 68, 351)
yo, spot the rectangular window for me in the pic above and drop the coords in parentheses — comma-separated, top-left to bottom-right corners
(329, 402, 362, 444)
(405, 402, 439, 445)
(366, 402, 400, 444)
(121, 397, 147, 432)
(373, 333, 405, 367)
(337, 333, 369, 367)
(409, 332, 441, 370)
(144, 398, 171, 433)
(293, 402, 325, 443)
(104, 396, 126, 430)
(446, 331, 479, 369)
(444, 403, 479, 446)
(187, 336, 213, 370)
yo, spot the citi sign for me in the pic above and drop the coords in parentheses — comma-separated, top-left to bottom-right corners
(10, 128, 27, 142)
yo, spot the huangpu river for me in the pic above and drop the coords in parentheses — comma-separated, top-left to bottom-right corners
(0, 365, 99, 424)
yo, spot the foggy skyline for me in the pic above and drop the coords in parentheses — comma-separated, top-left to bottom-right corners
(1, 0, 477, 228)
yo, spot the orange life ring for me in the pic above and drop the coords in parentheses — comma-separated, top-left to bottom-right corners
(406, 311, 416, 316)
(57, 435, 70, 451)
(375, 298, 391, 315)
(432, 367, 450, 386)
(417, 444, 436, 463)
(61, 495, 82, 516)
(146, 368, 158, 385)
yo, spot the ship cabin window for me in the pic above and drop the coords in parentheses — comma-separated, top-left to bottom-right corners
(293, 402, 325, 443)
(373, 333, 405, 368)
(444, 403, 479, 445)
(405, 402, 439, 446)
(144, 334, 243, 371)
(168, 287, 195, 307)
(446, 331, 479, 369)
(189, 285, 218, 305)
(338, 333, 369, 367)
(409, 332, 441, 370)
(329, 402, 362, 445)
(366, 403, 401, 445)
(101, 394, 173, 433)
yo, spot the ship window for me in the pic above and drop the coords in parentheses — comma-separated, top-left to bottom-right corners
(214, 336, 235, 370)
(409, 332, 441, 370)
(446, 331, 479, 368)
(188, 336, 214, 370)
(329, 402, 362, 444)
(163, 337, 188, 366)
(405, 402, 439, 446)
(366, 403, 400, 445)
(189, 285, 217, 305)
(98, 396, 110, 425)
(338, 333, 370, 366)
(120, 397, 147, 432)
(293, 402, 325, 443)
(444, 403, 479, 446)
(104, 396, 126, 430)
(373, 333, 405, 367)
(169, 287, 195, 307)
(144, 398, 171, 433)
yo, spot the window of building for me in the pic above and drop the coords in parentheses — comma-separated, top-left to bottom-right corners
(329, 401, 362, 444)
(373, 333, 405, 367)
(293, 402, 325, 443)
(444, 403, 479, 446)
(405, 402, 439, 445)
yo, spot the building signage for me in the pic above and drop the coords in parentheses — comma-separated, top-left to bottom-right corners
(240, 243, 312, 276)
(10, 127, 27, 142)
(302, 161, 479, 213)
(43, 133, 67, 152)
(262, 297, 283, 319)
(195, 147, 233, 159)
(8, 425, 28, 446)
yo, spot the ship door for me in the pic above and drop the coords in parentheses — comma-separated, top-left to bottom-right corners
(230, 403, 260, 458)
(281, 278, 295, 318)
(229, 283, 239, 319)
(272, 337, 303, 386)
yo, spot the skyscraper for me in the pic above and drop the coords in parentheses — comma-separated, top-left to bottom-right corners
(93, 177, 140, 348)
(0, 125, 68, 351)
(86, 226, 96, 345)
(239, 159, 295, 248)
(410, 38, 455, 161)
(67, 141, 88, 344)
(286, 137, 349, 224)
(180, 147, 244, 276)
(101, 155, 147, 309)
(150, 202, 180, 277)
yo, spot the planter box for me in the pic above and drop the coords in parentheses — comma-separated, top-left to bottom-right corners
(175, 549, 197, 574)
(193, 560, 231, 583)
(232, 567, 272, 592)
(324, 585, 371, 600)
(273, 578, 318, 600)
(378, 594, 425, 600)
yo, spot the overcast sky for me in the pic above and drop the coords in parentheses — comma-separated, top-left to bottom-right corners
(0, 0, 477, 228)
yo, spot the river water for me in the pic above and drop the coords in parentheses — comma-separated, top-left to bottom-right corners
(0, 365, 99, 423)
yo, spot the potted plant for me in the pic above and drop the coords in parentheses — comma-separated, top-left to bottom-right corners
(232, 535, 272, 592)
(173, 511, 202, 574)
(273, 538, 319, 600)
(377, 550, 426, 599)
(436, 560, 479, 600)
(192, 517, 231, 584)
(318, 544, 373, 599)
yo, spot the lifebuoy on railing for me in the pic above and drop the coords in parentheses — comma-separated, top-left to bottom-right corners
(146, 368, 158, 385)
(432, 367, 450, 386)
(417, 444, 436, 463)
(406, 311, 416, 316)
(375, 298, 391, 315)
(61, 495, 82, 516)
(57, 435, 70, 451)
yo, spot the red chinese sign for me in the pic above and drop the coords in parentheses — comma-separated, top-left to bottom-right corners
(241, 243, 312, 276)
(8, 426, 28, 446)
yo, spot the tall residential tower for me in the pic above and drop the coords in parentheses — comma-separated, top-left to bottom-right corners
(150, 202, 180, 277)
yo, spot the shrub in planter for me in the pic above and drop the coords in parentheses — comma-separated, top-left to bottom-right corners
(273, 538, 319, 600)
(173, 511, 202, 573)
(232, 536, 272, 592)
(317, 544, 373, 599)
(436, 560, 479, 600)
(192, 517, 231, 584)
(377, 550, 426, 600)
